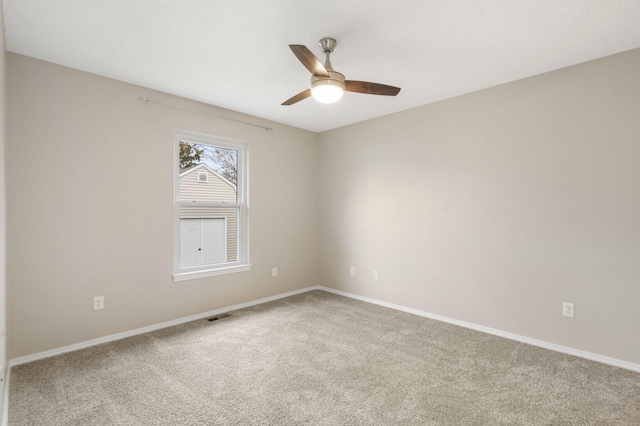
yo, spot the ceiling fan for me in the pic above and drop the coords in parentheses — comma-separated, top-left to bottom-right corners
(282, 37, 401, 105)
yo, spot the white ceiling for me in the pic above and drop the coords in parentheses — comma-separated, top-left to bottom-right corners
(4, 1, 640, 133)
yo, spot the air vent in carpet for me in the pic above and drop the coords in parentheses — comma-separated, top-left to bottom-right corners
(206, 313, 232, 322)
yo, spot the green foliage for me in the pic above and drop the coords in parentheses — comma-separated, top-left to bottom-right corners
(179, 141, 204, 170)
(179, 141, 238, 187)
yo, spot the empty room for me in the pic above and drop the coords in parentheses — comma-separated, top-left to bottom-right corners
(1, 1, 639, 425)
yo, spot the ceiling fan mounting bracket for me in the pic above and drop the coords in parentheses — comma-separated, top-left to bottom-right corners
(319, 37, 337, 53)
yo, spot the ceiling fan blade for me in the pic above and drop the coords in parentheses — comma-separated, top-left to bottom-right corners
(282, 89, 312, 106)
(289, 45, 330, 77)
(345, 80, 401, 96)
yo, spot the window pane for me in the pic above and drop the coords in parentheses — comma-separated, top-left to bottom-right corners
(179, 206, 238, 266)
(174, 130, 248, 280)
(178, 141, 238, 202)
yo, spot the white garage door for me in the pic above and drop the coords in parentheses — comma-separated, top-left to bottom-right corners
(180, 218, 226, 268)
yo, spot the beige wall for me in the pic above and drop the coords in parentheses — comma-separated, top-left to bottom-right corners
(7, 53, 319, 359)
(318, 49, 640, 364)
(7, 46, 640, 367)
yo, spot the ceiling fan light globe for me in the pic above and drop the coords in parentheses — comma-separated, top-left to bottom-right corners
(310, 71, 346, 104)
(311, 84, 344, 103)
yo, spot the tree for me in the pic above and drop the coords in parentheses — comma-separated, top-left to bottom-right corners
(179, 141, 204, 170)
(207, 147, 238, 186)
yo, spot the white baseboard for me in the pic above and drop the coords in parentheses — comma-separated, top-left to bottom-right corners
(317, 286, 640, 373)
(9, 286, 320, 367)
(9, 284, 640, 376)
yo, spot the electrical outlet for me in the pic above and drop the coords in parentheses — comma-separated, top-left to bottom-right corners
(373, 270, 379, 280)
(563, 302, 574, 318)
(272, 267, 278, 277)
(94, 296, 104, 310)
(350, 267, 356, 276)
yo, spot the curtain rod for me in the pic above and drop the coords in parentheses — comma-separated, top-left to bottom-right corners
(140, 97, 273, 132)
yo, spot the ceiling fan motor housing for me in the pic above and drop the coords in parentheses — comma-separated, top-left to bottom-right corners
(311, 70, 345, 90)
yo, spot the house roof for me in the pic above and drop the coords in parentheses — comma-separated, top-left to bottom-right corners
(179, 163, 236, 190)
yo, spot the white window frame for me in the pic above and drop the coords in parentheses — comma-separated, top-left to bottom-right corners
(173, 129, 250, 281)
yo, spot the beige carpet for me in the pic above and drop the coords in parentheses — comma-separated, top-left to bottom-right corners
(8, 290, 640, 425)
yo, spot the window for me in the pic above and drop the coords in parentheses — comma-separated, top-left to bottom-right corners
(173, 130, 250, 281)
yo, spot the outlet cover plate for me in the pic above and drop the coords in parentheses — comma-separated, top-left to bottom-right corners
(563, 302, 574, 318)
(94, 296, 104, 310)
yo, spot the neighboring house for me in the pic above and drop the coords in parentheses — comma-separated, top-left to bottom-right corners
(179, 164, 237, 267)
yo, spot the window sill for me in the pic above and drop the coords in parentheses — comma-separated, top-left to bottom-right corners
(173, 264, 252, 282)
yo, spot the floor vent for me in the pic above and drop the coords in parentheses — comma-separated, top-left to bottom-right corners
(206, 313, 232, 322)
